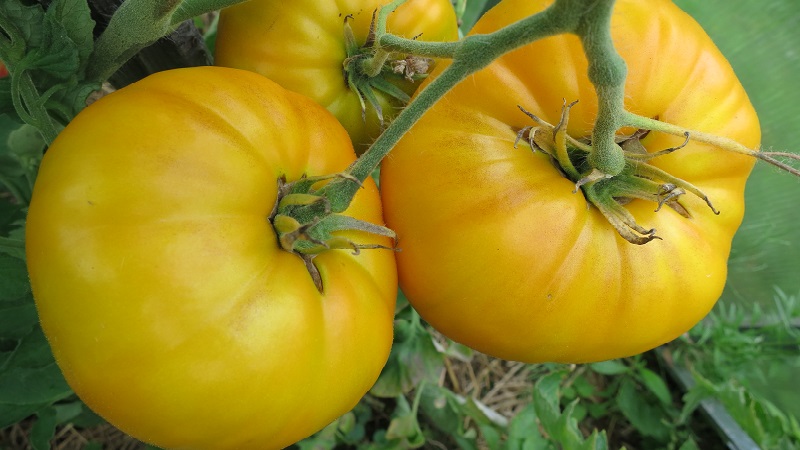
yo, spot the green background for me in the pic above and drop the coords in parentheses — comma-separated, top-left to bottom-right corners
(674, 0, 800, 420)
(674, 0, 800, 308)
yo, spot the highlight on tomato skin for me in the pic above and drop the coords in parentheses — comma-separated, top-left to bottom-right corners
(379, 0, 760, 364)
(25, 66, 397, 450)
(213, 0, 459, 152)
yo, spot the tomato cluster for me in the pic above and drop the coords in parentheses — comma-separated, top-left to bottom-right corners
(24, 0, 759, 448)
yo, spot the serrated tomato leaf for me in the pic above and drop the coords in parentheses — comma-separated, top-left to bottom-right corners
(370, 311, 443, 398)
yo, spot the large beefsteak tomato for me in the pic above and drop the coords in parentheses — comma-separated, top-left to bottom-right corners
(26, 66, 397, 449)
(380, 0, 760, 363)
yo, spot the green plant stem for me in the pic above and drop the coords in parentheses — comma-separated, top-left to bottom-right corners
(86, 0, 182, 82)
(577, 0, 627, 177)
(379, 35, 462, 58)
(361, 48, 392, 78)
(624, 112, 800, 176)
(172, 0, 247, 25)
(323, 0, 624, 212)
(11, 70, 60, 144)
(86, 0, 245, 83)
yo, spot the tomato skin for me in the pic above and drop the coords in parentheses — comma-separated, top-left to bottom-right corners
(380, 0, 760, 363)
(26, 67, 397, 449)
(214, 0, 459, 152)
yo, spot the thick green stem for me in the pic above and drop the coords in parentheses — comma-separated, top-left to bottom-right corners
(379, 35, 461, 59)
(86, 0, 183, 82)
(87, 0, 245, 83)
(576, 0, 627, 176)
(361, 48, 392, 78)
(172, 0, 247, 25)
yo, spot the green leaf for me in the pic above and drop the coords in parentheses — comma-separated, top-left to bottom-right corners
(458, 0, 500, 34)
(677, 438, 700, 450)
(507, 403, 550, 450)
(532, 369, 601, 449)
(27, 14, 81, 78)
(0, 235, 25, 261)
(370, 308, 443, 398)
(532, 370, 564, 435)
(588, 360, 629, 375)
(478, 423, 502, 450)
(385, 395, 425, 448)
(45, 0, 95, 75)
(615, 377, 669, 440)
(638, 367, 672, 406)
(53, 400, 83, 423)
(0, 326, 72, 405)
(0, 79, 13, 116)
(0, 253, 30, 301)
(0, 1, 46, 54)
(418, 384, 465, 438)
(572, 374, 598, 399)
(0, 299, 38, 341)
(30, 405, 57, 450)
(1, 114, 40, 206)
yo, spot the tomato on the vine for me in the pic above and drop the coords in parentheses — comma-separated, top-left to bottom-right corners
(380, 0, 760, 363)
(26, 67, 397, 449)
(214, 0, 459, 152)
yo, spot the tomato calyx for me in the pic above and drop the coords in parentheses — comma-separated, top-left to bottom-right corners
(516, 102, 719, 245)
(341, 12, 430, 130)
(269, 174, 396, 292)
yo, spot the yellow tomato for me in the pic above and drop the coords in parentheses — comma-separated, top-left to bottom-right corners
(380, 0, 760, 363)
(26, 67, 397, 449)
(214, 0, 459, 152)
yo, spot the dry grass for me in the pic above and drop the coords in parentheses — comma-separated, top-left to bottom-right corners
(440, 349, 535, 420)
(0, 421, 145, 450)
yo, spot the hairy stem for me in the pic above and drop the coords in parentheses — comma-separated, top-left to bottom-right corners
(577, 0, 626, 176)
(12, 70, 60, 144)
(624, 112, 800, 176)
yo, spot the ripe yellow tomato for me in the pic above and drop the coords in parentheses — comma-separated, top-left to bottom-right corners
(380, 0, 760, 363)
(214, 0, 459, 151)
(26, 67, 397, 449)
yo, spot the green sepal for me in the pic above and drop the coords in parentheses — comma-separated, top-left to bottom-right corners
(516, 103, 718, 245)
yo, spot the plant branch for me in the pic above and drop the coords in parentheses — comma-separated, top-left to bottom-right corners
(87, 0, 245, 83)
(624, 112, 800, 177)
(86, 0, 183, 82)
(576, 0, 626, 176)
(11, 69, 60, 144)
(172, 0, 248, 25)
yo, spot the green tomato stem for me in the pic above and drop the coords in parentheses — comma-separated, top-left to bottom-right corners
(576, 0, 627, 177)
(86, 0, 245, 83)
(171, 0, 248, 25)
(361, 48, 392, 79)
(379, 35, 461, 59)
(86, 0, 183, 82)
(11, 69, 60, 144)
(624, 112, 800, 177)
